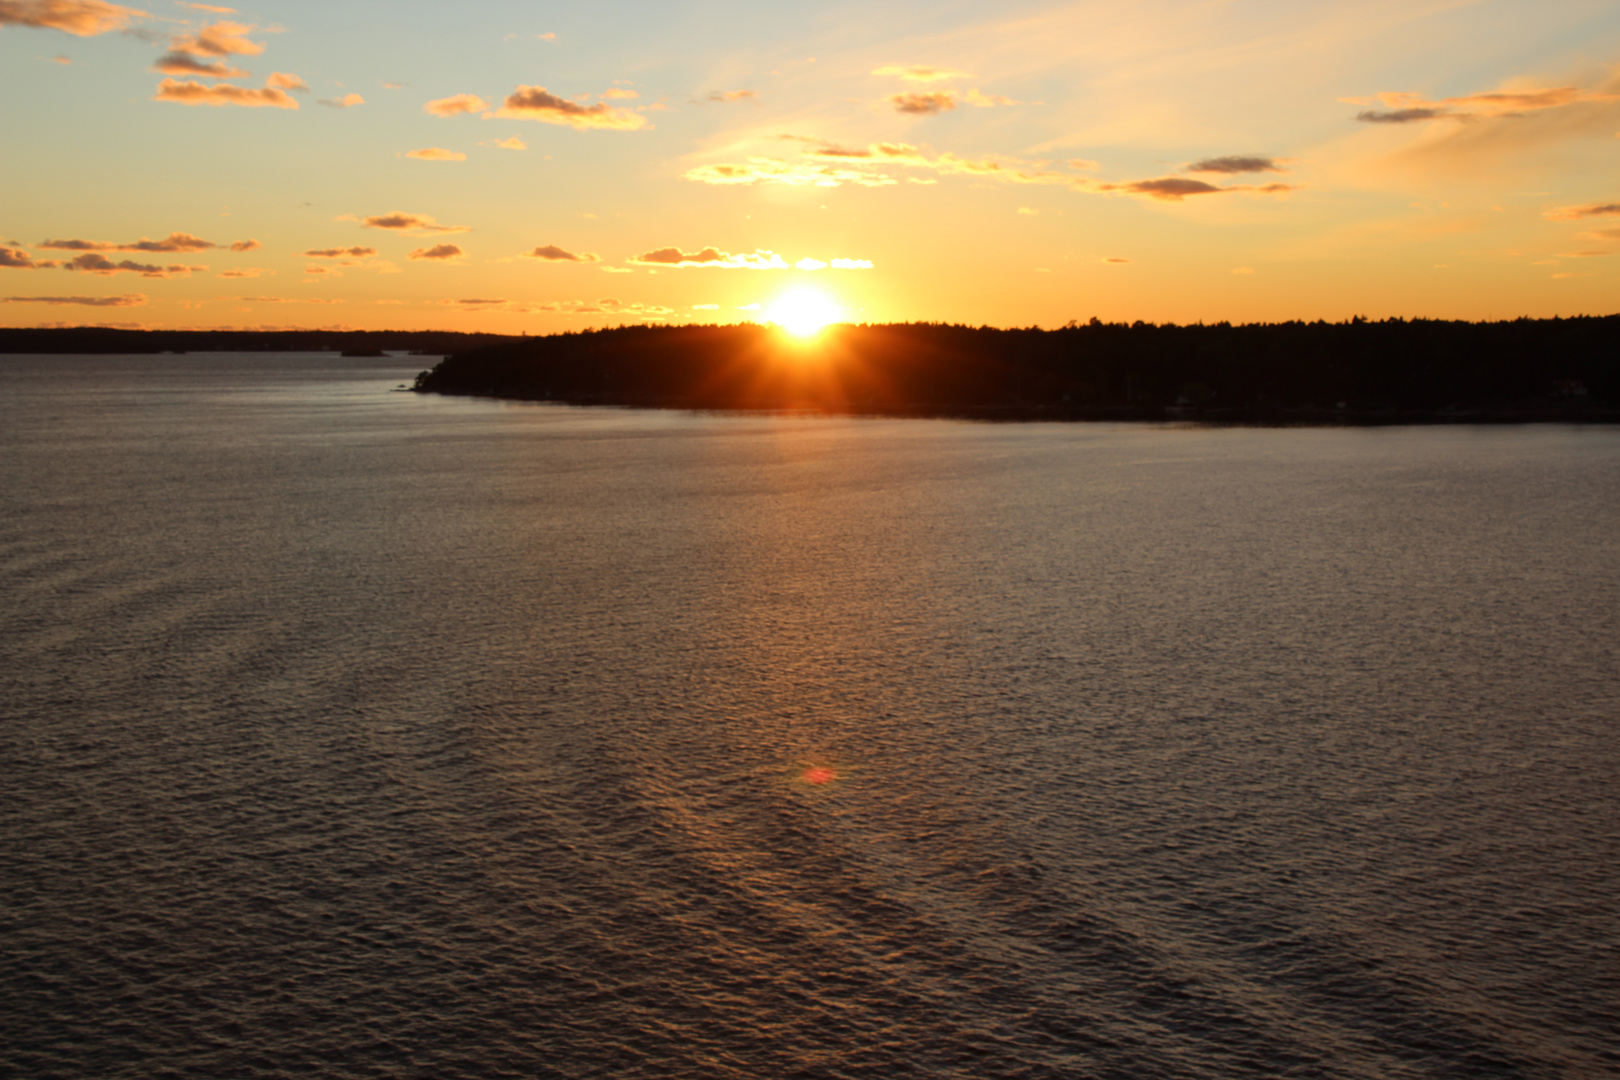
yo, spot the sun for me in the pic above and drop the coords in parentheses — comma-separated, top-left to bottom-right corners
(766, 286, 841, 337)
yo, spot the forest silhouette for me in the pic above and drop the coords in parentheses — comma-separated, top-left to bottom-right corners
(413, 316, 1619, 422)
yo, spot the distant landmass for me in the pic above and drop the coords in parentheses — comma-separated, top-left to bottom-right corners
(0, 327, 503, 356)
(5, 318, 1615, 422)
(414, 317, 1619, 423)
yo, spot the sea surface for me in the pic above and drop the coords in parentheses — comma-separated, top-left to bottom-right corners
(2, 352, 1617, 1080)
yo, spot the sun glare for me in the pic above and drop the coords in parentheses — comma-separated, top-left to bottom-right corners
(766, 287, 840, 337)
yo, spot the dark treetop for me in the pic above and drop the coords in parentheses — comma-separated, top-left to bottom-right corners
(412, 316, 1620, 423)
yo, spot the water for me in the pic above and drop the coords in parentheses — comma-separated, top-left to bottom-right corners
(2, 353, 1617, 1079)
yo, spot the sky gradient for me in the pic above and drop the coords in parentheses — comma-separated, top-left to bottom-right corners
(4, 0, 1620, 332)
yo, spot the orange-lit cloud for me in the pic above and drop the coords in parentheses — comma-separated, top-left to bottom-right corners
(155, 77, 298, 108)
(424, 93, 487, 116)
(304, 246, 376, 258)
(873, 64, 970, 82)
(525, 245, 600, 262)
(40, 231, 220, 252)
(169, 19, 262, 57)
(701, 89, 757, 103)
(229, 238, 259, 251)
(1186, 155, 1285, 174)
(62, 252, 200, 276)
(216, 267, 270, 278)
(1350, 84, 1620, 124)
(630, 246, 790, 269)
(521, 297, 673, 317)
(1545, 202, 1620, 221)
(266, 72, 307, 92)
(177, 2, 235, 12)
(1, 293, 147, 305)
(0, 0, 146, 36)
(684, 158, 900, 187)
(487, 85, 649, 130)
(890, 91, 955, 115)
(409, 243, 464, 261)
(319, 93, 363, 108)
(350, 211, 468, 234)
(602, 87, 638, 100)
(489, 136, 525, 149)
(405, 147, 466, 161)
(1, 246, 60, 269)
(152, 51, 246, 77)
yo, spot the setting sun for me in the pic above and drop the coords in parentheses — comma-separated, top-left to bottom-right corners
(766, 287, 841, 337)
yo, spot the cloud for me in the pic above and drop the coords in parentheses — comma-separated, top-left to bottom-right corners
(39, 231, 218, 252)
(155, 77, 298, 108)
(177, 2, 234, 11)
(525, 244, 600, 262)
(796, 258, 826, 270)
(1103, 257, 1129, 264)
(0, 293, 147, 306)
(304, 246, 377, 258)
(405, 147, 466, 161)
(890, 91, 956, 115)
(685, 158, 901, 187)
(630, 246, 791, 269)
(490, 136, 525, 149)
(318, 93, 363, 108)
(350, 211, 468, 234)
(1017, 206, 1038, 215)
(522, 297, 673, 317)
(424, 93, 487, 116)
(0, 0, 147, 36)
(602, 87, 638, 100)
(487, 85, 649, 130)
(152, 51, 246, 77)
(266, 72, 307, 92)
(168, 19, 261, 57)
(408, 243, 464, 261)
(216, 267, 270, 278)
(62, 252, 200, 276)
(873, 64, 971, 83)
(443, 298, 506, 306)
(1089, 177, 1300, 201)
(536, 31, 554, 41)
(691, 303, 718, 310)
(702, 90, 757, 103)
(829, 258, 873, 269)
(1545, 202, 1620, 221)
(1185, 155, 1284, 174)
(1349, 84, 1620, 125)
(229, 238, 259, 251)
(1, 246, 60, 269)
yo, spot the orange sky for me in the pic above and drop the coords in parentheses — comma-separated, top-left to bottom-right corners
(3, 0, 1620, 332)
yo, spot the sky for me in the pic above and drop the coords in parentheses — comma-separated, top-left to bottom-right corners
(3, 0, 1620, 333)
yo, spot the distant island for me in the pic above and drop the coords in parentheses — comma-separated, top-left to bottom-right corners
(413, 317, 1619, 423)
(4, 318, 1615, 423)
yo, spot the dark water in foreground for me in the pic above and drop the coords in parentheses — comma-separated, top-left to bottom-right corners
(2, 353, 1617, 1080)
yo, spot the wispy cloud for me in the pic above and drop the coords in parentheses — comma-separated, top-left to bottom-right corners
(168, 19, 262, 57)
(873, 64, 971, 83)
(0, 293, 147, 305)
(40, 232, 223, 252)
(1545, 202, 1620, 221)
(408, 243, 464, 261)
(525, 245, 600, 262)
(152, 51, 246, 78)
(347, 211, 469, 234)
(304, 246, 377, 258)
(487, 85, 649, 130)
(630, 246, 791, 269)
(155, 77, 298, 108)
(405, 147, 466, 161)
(0, 0, 147, 36)
(61, 252, 201, 276)
(889, 91, 956, 115)
(1348, 83, 1620, 124)
(1185, 155, 1285, 174)
(488, 136, 525, 150)
(424, 93, 487, 116)
(318, 92, 363, 108)
(700, 90, 757, 104)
